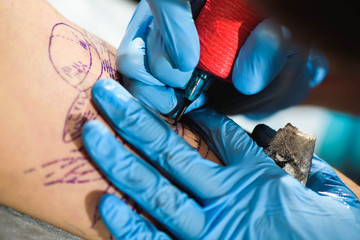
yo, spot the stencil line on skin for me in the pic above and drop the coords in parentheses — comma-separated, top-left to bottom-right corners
(49, 22, 118, 143)
(23, 22, 211, 236)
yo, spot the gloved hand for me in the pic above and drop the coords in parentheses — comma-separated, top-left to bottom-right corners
(82, 78, 360, 239)
(117, 0, 204, 116)
(117, 0, 328, 117)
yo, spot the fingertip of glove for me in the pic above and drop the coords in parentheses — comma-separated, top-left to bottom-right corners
(185, 93, 207, 113)
(92, 78, 117, 97)
(99, 195, 121, 223)
(100, 194, 118, 210)
(148, 54, 192, 88)
(93, 78, 121, 92)
(174, 50, 199, 72)
(232, 75, 266, 95)
(92, 78, 133, 107)
(82, 121, 108, 144)
(100, 194, 131, 228)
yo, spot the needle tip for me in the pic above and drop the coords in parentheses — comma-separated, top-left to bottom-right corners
(174, 107, 185, 124)
(174, 99, 191, 124)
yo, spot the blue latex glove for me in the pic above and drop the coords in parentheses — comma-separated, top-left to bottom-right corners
(117, 0, 204, 116)
(82, 78, 360, 239)
(117, 0, 328, 117)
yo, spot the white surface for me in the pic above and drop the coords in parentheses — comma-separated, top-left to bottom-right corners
(47, 0, 137, 48)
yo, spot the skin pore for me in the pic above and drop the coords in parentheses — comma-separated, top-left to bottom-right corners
(0, 0, 358, 239)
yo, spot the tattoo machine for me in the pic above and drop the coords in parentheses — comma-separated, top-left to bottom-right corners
(174, 0, 264, 123)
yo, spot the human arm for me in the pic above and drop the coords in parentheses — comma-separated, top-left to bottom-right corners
(0, 0, 357, 239)
(82, 83, 360, 238)
(0, 1, 220, 239)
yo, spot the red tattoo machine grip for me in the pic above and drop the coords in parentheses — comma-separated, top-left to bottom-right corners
(196, 0, 264, 82)
(174, 0, 264, 123)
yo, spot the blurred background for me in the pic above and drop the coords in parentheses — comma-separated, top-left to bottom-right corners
(47, 0, 360, 183)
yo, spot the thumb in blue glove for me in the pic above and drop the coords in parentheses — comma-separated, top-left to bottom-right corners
(82, 78, 360, 239)
(117, 0, 206, 116)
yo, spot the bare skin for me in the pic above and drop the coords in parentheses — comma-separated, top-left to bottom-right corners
(0, 1, 358, 239)
(0, 1, 219, 239)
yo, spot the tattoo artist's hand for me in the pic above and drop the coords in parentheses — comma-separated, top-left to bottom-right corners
(82, 78, 360, 239)
(117, 0, 328, 117)
(116, 0, 204, 116)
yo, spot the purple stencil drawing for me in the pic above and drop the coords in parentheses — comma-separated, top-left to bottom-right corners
(24, 168, 36, 174)
(24, 22, 210, 235)
(164, 118, 211, 153)
(63, 91, 98, 143)
(26, 156, 103, 186)
(49, 24, 94, 90)
(14, 23, 123, 235)
(48, 23, 119, 143)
